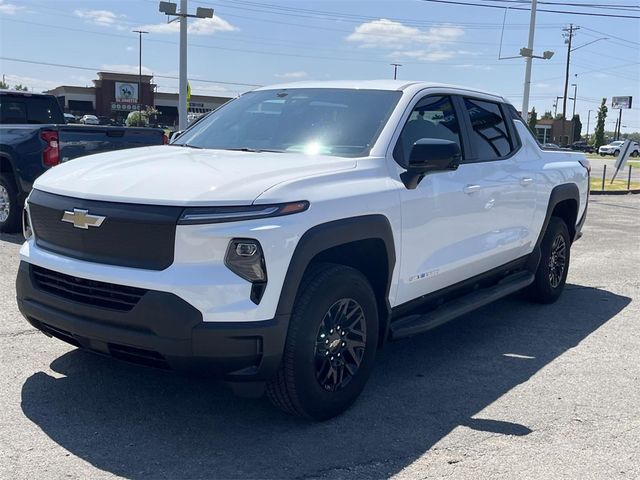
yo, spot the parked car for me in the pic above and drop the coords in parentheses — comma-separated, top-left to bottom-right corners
(79, 114, 99, 125)
(97, 116, 115, 126)
(0, 90, 168, 232)
(63, 113, 77, 124)
(570, 141, 594, 154)
(598, 140, 639, 157)
(542, 143, 561, 150)
(16, 81, 589, 420)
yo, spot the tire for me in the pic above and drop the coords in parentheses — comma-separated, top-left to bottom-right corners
(0, 173, 21, 234)
(527, 217, 571, 304)
(266, 263, 379, 420)
(599, 152, 606, 157)
(631, 151, 639, 158)
(614, 149, 620, 157)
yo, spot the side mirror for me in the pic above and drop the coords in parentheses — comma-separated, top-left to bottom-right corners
(401, 138, 461, 189)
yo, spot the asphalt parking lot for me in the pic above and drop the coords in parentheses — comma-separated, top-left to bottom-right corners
(0, 194, 638, 480)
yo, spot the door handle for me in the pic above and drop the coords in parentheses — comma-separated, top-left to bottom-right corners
(463, 184, 481, 194)
(520, 177, 534, 186)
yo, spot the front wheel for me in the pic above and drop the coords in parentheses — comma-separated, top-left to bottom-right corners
(614, 149, 620, 157)
(266, 263, 379, 420)
(527, 217, 571, 304)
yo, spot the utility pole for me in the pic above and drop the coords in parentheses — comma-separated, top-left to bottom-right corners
(616, 108, 623, 140)
(571, 83, 577, 118)
(390, 63, 402, 80)
(554, 96, 562, 117)
(521, 0, 538, 123)
(585, 109, 592, 141)
(561, 24, 578, 122)
(133, 30, 148, 127)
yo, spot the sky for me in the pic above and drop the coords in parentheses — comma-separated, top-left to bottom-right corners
(1, 0, 639, 133)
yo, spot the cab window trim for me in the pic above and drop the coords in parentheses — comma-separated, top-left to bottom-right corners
(458, 96, 522, 164)
(391, 93, 468, 168)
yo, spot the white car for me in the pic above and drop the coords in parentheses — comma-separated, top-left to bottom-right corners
(599, 140, 640, 157)
(17, 80, 589, 420)
(79, 114, 99, 125)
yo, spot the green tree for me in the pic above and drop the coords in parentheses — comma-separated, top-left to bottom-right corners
(125, 106, 160, 127)
(528, 107, 537, 130)
(0, 78, 8, 89)
(572, 114, 582, 142)
(541, 110, 553, 120)
(13, 84, 28, 91)
(593, 98, 608, 149)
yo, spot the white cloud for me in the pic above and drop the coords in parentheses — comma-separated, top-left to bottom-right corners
(136, 16, 236, 35)
(454, 64, 493, 71)
(347, 19, 465, 62)
(126, 46, 135, 52)
(74, 9, 125, 29)
(2, 74, 65, 92)
(101, 64, 153, 75)
(0, 0, 22, 15)
(275, 71, 308, 79)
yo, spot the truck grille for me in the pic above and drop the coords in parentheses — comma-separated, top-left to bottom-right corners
(32, 265, 147, 311)
(28, 189, 183, 270)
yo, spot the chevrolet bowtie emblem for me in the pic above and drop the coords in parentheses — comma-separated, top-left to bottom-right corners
(61, 209, 106, 229)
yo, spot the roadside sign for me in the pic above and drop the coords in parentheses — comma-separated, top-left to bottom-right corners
(610, 140, 633, 184)
(612, 96, 632, 109)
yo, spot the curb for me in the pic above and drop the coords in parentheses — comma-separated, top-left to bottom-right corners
(590, 189, 640, 196)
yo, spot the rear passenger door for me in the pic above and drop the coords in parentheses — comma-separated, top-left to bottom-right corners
(456, 96, 537, 268)
(393, 93, 536, 306)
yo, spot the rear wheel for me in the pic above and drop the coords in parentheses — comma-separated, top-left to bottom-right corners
(0, 173, 21, 234)
(527, 217, 571, 304)
(266, 263, 379, 420)
(631, 151, 639, 158)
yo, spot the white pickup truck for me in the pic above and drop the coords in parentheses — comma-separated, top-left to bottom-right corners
(17, 81, 589, 420)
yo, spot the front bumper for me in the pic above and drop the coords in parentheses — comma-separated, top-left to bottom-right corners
(16, 261, 288, 381)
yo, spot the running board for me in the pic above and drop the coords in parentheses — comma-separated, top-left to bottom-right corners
(389, 271, 535, 340)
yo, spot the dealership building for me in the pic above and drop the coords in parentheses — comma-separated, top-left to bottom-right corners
(45, 71, 232, 126)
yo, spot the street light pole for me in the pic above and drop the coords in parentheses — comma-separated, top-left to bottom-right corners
(390, 63, 402, 80)
(585, 109, 592, 141)
(178, 0, 188, 130)
(159, 1, 213, 130)
(521, 0, 537, 123)
(133, 30, 148, 127)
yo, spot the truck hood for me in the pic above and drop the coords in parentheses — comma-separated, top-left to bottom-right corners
(33, 145, 356, 205)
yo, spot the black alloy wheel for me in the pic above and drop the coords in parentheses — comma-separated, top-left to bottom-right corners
(548, 234, 567, 289)
(314, 298, 367, 392)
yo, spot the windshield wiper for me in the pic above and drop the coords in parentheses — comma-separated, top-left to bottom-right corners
(224, 147, 285, 153)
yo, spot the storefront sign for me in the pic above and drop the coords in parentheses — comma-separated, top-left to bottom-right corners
(115, 82, 139, 103)
(111, 102, 141, 112)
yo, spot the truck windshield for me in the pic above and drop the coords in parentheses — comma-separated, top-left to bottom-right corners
(174, 88, 402, 157)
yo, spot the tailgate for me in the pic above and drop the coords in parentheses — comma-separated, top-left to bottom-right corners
(57, 126, 165, 162)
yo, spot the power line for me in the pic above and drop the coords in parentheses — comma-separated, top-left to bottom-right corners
(580, 26, 640, 46)
(0, 56, 262, 88)
(420, 0, 640, 18)
(478, 0, 640, 11)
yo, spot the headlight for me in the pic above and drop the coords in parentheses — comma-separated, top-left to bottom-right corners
(178, 201, 309, 225)
(225, 238, 267, 304)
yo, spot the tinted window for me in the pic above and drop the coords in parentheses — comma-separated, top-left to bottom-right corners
(464, 98, 513, 159)
(0, 95, 63, 124)
(175, 88, 402, 158)
(394, 96, 462, 166)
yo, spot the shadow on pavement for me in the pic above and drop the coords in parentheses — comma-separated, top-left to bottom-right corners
(21, 285, 630, 479)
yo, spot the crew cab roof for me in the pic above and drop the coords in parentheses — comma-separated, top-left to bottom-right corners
(253, 80, 507, 103)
